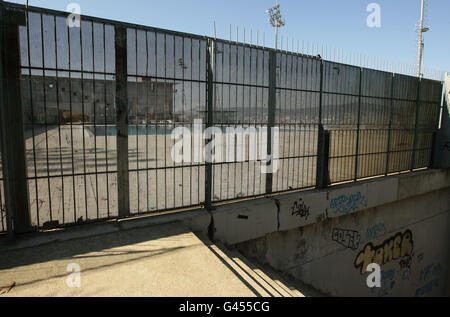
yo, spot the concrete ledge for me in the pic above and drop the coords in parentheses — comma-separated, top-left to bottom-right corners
(118, 209, 211, 235)
(276, 190, 328, 232)
(212, 198, 278, 245)
(210, 169, 449, 245)
(326, 176, 399, 217)
(2, 169, 449, 251)
(0, 221, 120, 252)
(397, 169, 450, 201)
(0, 209, 210, 253)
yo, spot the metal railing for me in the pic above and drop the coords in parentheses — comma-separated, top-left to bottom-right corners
(0, 2, 443, 235)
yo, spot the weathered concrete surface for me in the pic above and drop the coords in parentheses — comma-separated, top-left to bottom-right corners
(0, 222, 262, 297)
(212, 198, 278, 246)
(397, 168, 450, 200)
(236, 187, 450, 297)
(0, 221, 307, 297)
(433, 72, 450, 169)
(2, 165, 449, 297)
(211, 169, 450, 246)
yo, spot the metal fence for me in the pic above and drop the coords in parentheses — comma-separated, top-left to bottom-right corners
(0, 2, 443, 235)
(0, 133, 5, 233)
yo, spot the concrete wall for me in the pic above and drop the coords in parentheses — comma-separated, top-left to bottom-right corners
(9, 168, 449, 296)
(236, 187, 450, 296)
(434, 73, 450, 168)
(200, 169, 450, 297)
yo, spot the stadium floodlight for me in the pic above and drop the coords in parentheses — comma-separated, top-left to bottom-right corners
(266, 2, 285, 50)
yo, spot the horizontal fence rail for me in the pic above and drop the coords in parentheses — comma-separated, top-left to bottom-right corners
(0, 2, 444, 235)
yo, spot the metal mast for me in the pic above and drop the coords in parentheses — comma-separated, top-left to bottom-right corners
(416, 0, 429, 78)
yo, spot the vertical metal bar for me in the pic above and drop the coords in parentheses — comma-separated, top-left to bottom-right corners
(91, 21, 100, 219)
(145, 31, 150, 212)
(115, 26, 129, 218)
(411, 78, 422, 171)
(265, 50, 276, 195)
(65, 17, 77, 223)
(430, 130, 438, 168)
(163, 33, 167, 209)
(385, 73, 395, 175)
(135, 29, 139, 213)
(102, 24, 110, 218)
(315, 59, 329, 189)
(431, 82, 445, 168)
(316, 130, 330, 189)
(354, 67, 363, 181)
(24, 10, 40, 227)
(39, 13, 53, 224)
(53, 15, 65, 225)
(0, 7, 30, 234)
(205, 38, 214, 209)
(172, 35, 176, 209)
(233, 44, 238, 199)
(155, 33, 159, 209)
(78, 18, 88, 221)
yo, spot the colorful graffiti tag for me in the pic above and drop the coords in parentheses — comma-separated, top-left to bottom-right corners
(365, 223, 387, 240)
(329, 191, 368, 215)
(354, 230, 414, 274)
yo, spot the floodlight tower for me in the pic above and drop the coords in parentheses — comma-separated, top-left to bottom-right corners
(416, 0, 429, 78)
(266, 1, 285, 50)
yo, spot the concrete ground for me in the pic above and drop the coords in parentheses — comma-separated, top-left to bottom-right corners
(0, 221, 303, 297)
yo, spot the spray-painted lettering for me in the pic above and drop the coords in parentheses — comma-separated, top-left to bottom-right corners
(330, 192, 367, 215)
(366, 223, 387, 240)
(354, 230, 413, 274)
(332, 228, 361, 250)
(290, 198, 311, 221)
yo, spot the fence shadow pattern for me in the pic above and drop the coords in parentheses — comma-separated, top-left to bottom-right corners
(0, 2, 443, 233)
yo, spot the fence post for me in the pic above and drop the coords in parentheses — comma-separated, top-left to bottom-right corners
(0, 6, 30, 235)
(385, 73, 395, 175)
(411, 78, 422, 171)
(354, 67, 363, 181)
(205, 38, 214, 210)
(431, 81, 446, 168)
(316, 59, 329, 189)
(115, 25, 130, 218)
(265, 50, 277, 194)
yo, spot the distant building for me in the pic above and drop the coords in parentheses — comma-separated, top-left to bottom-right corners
(20, 75, 175, 125)
(197, 109, 238, 124)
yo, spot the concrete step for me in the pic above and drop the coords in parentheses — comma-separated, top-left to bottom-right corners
(0, 222, 263, 297)
(227, 248, 304, 297)
(207, 240, 306, 297)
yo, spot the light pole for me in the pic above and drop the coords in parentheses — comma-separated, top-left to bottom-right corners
(416, 0, 429, 78)
(266, 1, 285, 51)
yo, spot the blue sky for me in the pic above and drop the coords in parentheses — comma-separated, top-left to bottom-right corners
(8, 0, 450, 75)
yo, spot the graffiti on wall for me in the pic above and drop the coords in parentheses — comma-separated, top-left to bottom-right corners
(329, 191, 368, 215)
(398, 253, 414, 270)
(354, 229, 414, 274)
(366, 223, 387, 240)
(332, 228, 361, 250)
(415, 262, 443, 297)
(370, 268, 396, 297)
(316, 209, 328, 223)
(290, 198, 311, 221)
